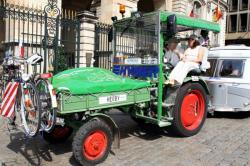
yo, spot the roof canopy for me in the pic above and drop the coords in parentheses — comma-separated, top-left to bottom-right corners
(160, 11, 220, 33)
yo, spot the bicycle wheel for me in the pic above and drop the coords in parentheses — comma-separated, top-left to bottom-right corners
(20, 82, 41, 137)
(0, 69, 6, 105)
(36, 78, 57, 133)
(0, 81, 4, 105)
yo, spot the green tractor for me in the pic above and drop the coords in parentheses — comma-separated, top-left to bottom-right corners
(41, 11, 220, 165)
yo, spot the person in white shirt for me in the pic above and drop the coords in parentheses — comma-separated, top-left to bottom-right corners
(164, 38, 183, 67)
(166, 34, 206, 85)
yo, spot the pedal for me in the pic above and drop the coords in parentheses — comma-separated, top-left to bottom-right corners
(161, 116, 173, 121)
(158, 120, 171, 127)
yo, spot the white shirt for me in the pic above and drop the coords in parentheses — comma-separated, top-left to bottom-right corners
(164, 50, 179, 67)
(184, 46, 201, 61)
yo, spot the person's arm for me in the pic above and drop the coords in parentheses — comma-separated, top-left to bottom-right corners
(173, 49, 184, 59)
(179, 49, 188, 61)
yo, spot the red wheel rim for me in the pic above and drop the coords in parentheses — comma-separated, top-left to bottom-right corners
(83, 130, 107, 161)
(51, 127, 70, 139)
(181, 90, 205, 131)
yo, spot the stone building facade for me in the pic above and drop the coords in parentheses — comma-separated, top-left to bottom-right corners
(226, 0, 250, 46)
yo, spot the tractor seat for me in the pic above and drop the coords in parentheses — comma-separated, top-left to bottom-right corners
(40, 73, 53, 79)
(187, 68, 204, 77)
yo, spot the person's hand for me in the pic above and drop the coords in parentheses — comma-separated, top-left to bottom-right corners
(181, 57, 186, 62)
(173, 49, 179, 54)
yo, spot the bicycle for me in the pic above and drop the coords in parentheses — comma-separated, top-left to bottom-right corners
(23, 54, 58, 133)
(1, 55, 42, 137)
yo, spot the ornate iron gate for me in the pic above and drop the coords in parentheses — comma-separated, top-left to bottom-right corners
(0, 0, 80, 74)
(94, 23, 113, 70)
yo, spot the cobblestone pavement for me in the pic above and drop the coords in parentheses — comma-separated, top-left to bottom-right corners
(0, 111, 250, 166)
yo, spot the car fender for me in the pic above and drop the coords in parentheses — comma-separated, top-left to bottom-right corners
(183, 77, 210, 95)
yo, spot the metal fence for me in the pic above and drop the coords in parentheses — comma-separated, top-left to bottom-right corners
(94, 23, 113, 70)
(0, 3, 80, 74)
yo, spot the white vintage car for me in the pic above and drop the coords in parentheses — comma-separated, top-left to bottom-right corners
(202, 45, 250, 112)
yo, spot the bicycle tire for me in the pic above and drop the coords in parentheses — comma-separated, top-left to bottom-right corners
(36, 78, 57, 133)
(20, 82, 41, 137)
(0, 70, 7, 105)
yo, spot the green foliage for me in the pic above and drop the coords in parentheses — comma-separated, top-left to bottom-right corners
(55, 47, 68, 74)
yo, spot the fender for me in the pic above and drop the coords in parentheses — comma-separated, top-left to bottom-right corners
(88, 113, 120, 149)
(183, 77, 210, 95)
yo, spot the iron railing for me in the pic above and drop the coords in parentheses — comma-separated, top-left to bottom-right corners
(0, 4, 80, 74)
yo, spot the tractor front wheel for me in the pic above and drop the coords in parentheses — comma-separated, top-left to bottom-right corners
(72, 119, 112, 166)
(171, 83, 208, 137)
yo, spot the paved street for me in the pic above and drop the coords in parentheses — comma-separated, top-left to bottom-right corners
(0, 111, 250, 166)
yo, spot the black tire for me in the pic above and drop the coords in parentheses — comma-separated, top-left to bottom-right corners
(72, 119, 113, 166)
(36, 78, 57, 133)
(41, 125, 73, 144)
(0, 74, 6, 105)
(171, 83, 208, 137)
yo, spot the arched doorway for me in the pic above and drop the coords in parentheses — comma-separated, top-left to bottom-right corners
(138, 0, 155, 13)
(193, 1, 202, 18)
(62, 0, 93, 12)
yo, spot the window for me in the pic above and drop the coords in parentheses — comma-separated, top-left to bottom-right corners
(240, 0, 249, 10)
(202, 59, 217, 77)
(217, 59, 245, 78)
(239, 13, 248, 32)
(230, 0, 238, 11)
(194, 2, 202, 18)
(229, 15, 237, 32)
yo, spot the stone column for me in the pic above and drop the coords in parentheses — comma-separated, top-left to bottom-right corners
(77, 11, 98, 67)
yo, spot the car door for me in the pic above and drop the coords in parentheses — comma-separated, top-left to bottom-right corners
(215, 59, 249, 110)
(202, 58, 228, 108)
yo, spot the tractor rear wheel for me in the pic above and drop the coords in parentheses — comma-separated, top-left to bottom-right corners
(171, 83, 208, 137)
(41, 125, 73, 144)
(72, 119, 112, 166)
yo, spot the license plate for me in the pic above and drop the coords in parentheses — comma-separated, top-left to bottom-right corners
(99, 94, 127, 104)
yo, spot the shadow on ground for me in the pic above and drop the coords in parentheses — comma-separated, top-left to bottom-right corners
(6, 131, 73, 166)
(208, 111, 250, 119)
(5, 110, 250, 165)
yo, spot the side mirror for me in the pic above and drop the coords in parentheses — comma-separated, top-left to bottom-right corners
(108, 28, 113, 42)
(167, 14, 177, 38)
